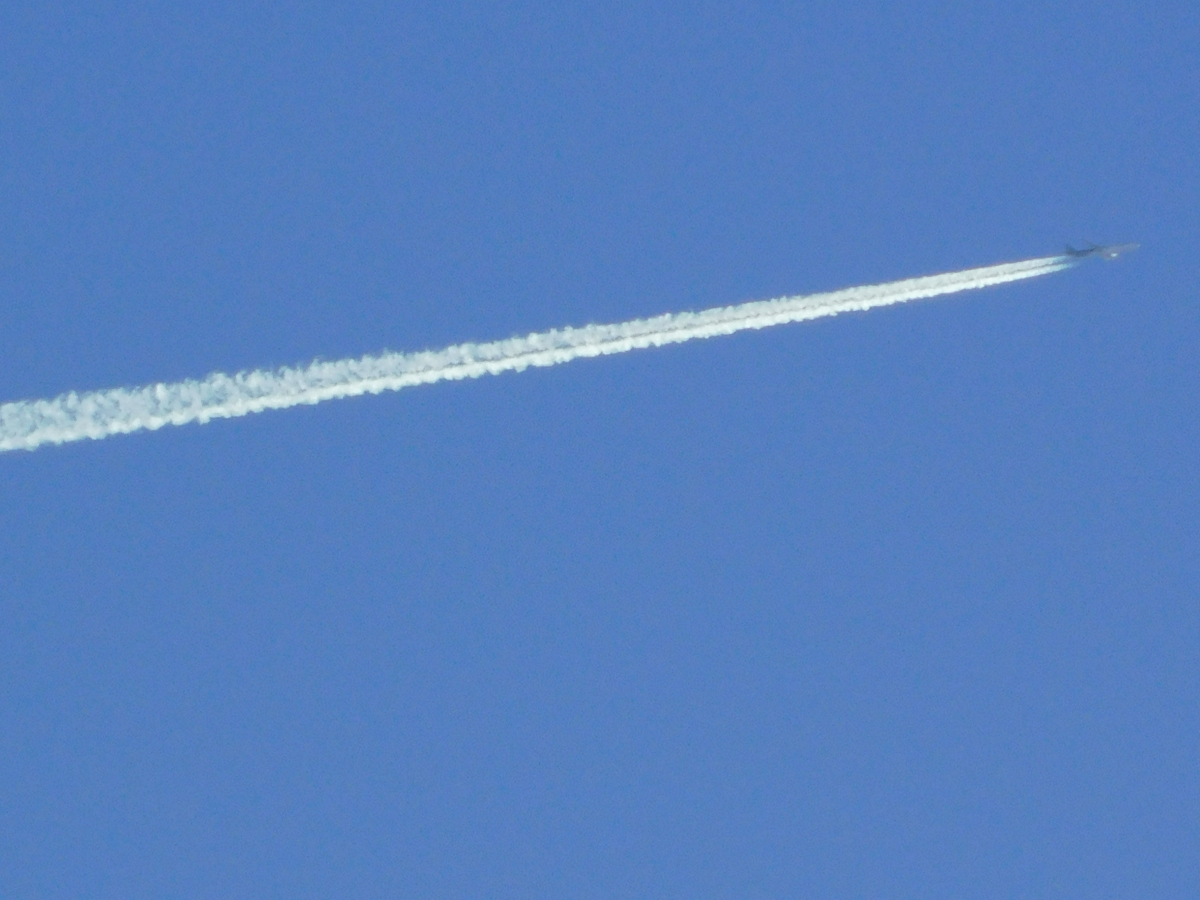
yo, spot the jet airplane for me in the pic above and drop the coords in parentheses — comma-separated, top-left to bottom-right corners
(1065, 241, 1140, 261)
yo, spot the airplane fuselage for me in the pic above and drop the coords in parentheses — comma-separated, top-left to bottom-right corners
(1066, 242, 1140, 260)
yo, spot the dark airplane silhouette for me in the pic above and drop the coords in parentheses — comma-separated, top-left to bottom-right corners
(1065, 241, 1140, 260)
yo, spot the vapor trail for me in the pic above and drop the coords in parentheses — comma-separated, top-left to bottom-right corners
(0, 253, 1075, 452)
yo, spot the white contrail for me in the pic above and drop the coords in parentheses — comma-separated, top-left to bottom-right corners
(0, 253, 1075, 452)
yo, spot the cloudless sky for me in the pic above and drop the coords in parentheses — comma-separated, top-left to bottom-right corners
(1, 2, 1197, 897)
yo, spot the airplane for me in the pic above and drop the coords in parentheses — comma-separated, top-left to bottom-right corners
(1065, 241, 1140, 260)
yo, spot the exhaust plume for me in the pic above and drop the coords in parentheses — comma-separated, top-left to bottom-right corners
(0, 254, 1074, 453)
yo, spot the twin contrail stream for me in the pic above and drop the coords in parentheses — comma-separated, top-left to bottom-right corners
(1, 253, 1077, 453)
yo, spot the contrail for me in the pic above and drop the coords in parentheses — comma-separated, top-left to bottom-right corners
(1, 253, 1076, 453)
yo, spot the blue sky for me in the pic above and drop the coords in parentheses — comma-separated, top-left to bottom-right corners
(1, 2, 1197, 896)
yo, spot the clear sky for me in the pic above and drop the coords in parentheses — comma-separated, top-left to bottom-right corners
(1, 2, 1196, 897)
